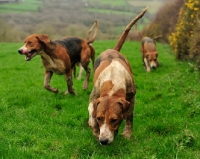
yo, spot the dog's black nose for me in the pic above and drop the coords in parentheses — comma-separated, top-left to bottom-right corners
(152, 66, 156, 70)
(100, 139, 108, 145)
(18, 49, 22, 54)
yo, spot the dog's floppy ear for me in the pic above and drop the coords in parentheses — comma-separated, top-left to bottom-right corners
(36, 34, 50, 44)
(155, 52, 158, 57)
(117, 98, 130, 119)
(92, 98, 101, 118)
(145, 53, 150, 58)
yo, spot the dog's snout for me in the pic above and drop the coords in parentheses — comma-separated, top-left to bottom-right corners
(18, 49, 23, 54)
(152, 66, 156, 69)
(100, 139, 109, 145)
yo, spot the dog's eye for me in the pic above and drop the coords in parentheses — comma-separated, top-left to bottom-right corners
(96, 117, 103, 122)
(110, 118, 118, 124)
(27, 41, 32, 45)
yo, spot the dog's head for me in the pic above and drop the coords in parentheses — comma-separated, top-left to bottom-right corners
(18, 34, 50, 61)
(92, 95, 130, 145)
(145, 52, 158, 69)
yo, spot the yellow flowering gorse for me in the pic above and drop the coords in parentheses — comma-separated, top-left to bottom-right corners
(168, 0, 200, 59)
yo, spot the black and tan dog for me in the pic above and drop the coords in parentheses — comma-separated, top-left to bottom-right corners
(137, 31, 160, 72)
(18, 20, 98, 95)
(88, 7, 148, 145)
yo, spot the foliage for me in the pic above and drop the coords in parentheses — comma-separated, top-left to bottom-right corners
(0, 41, 200, 158)
(0, 0, 164, 42)
(0, 16, 22, 42)
(142, 0, 184, 43)
(169, 0, 200, 61)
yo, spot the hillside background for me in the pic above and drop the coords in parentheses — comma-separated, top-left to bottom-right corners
(0, 0, 168, 42)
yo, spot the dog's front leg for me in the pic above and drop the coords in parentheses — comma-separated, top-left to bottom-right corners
(122, 113, 133, 139)
(65, 74, 77, 95)
(88, 102, 100, 139)
(44, 70, 58, 93)
(122, 96, 135, 139)
(144, 57, 151, 72)
(77, 64, 84, 80)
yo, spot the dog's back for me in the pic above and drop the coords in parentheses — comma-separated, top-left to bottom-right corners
(141, 37, 157, 52)
(54, 37, 83, 68)
(94, 49, 135, 94)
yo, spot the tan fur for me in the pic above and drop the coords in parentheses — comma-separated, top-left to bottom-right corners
(88, 7, 148, 145)
(138, 32, 159, 72)
(18, 21, 98, 94)
(74, 21, 97, 80)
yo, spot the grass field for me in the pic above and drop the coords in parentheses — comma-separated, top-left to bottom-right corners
(0, 41, 200, 158)
(0, 0, 163, 14)
(0, 0, 42, 13)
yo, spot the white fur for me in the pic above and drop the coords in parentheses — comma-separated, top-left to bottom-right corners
(144, 57, 150, 72)
(99, 123, 114, 144)
(88, 102, 95, 128)
(94, 60, 132, 96)
(150, 61, 157, 68)
(41, 53, 65, 74)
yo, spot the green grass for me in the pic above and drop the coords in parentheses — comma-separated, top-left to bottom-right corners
(0, 0, 42, 13)
(88, 0, 127, 6)
(87, 8, 135, 16)
(0, 41, 200, 158)
(127, 0, 164, 14)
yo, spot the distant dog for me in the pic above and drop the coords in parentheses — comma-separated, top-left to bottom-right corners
(88, 7, 148, 145)
(137, 31, 159, 72)
(18, 20, 98, 94)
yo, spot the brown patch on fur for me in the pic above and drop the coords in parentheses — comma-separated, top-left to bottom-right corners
(100, 81, 114, 96)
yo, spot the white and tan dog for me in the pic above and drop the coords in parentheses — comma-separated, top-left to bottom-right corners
(88, 7, 148, 145)
(137, 31, 159, 72)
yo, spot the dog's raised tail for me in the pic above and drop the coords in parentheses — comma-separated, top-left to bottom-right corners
(114, 7, 148, 52)
(87, 20, 98, 44)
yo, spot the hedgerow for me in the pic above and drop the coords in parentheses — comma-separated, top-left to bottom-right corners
(169, 0, 200, 63)
(142, 0, 184, 43)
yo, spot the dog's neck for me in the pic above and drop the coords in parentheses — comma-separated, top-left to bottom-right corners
(43, 41, 56, 53)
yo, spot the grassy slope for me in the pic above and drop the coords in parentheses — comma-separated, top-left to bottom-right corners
(0, 0, 42, 13)
(0, 41, 200, 158)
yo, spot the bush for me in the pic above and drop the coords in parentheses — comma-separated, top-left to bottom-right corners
(0, 16, 22, 42)
(169, 0, 200, 61)
(142, 0, 184, 43)
(188, 16, 200, 70)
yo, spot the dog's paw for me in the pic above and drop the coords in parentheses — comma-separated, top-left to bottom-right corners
(147, 67, 151, 72)
(65, 90, 77, 96)
(52, 88, 58, 93)
(121, 131, 131, 139)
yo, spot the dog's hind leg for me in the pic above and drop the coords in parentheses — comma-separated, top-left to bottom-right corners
(83, 66, 90, 90)
(44, 70, 58, 93)
(81, 48, 91, 90)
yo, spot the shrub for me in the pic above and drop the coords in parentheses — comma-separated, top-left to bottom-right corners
(169, 0, 200, 61)
(0, 16, 22, 42)
(143, 0, 184, 43)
